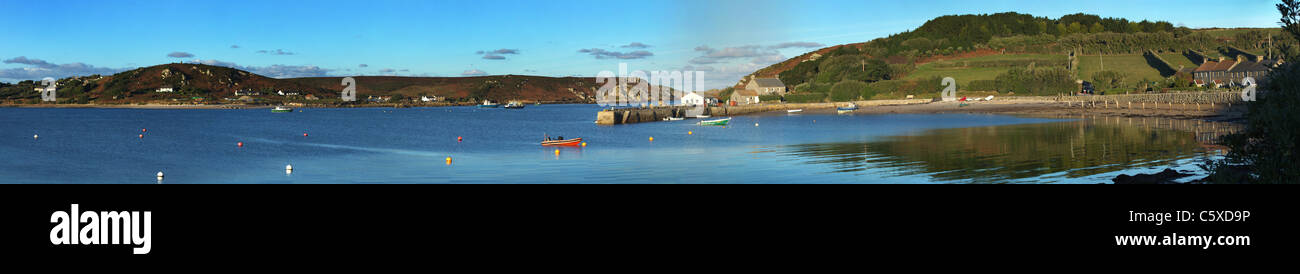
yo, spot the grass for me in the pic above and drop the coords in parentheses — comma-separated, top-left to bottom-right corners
(1075, 54, 1166, 83)
(1158, 53, 1199, 69)
(903, 54, 1067, 86)
(901, 67, 1010, 86)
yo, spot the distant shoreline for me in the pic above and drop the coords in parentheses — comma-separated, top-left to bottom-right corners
(2, 99, 1247, 124)
(0, 102, 585, 110)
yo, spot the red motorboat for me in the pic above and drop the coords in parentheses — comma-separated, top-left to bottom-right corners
(541, 137, 582, 146)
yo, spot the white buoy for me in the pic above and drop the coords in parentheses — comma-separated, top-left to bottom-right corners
(156, 171, 164, 178)
(33, 134, 39, 139)
(285, 164, 294, 175)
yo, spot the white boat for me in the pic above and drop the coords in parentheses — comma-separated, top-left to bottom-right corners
(694, 115, 711, 118)
(985, 95, 995, 101)
(787, 109, 803, 113)
(271, 106, 293, 113)
(668, 117, 685, 121)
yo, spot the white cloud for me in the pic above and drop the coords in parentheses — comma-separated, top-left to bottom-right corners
(578, 48, 654, 59)
(620, 42, 651, 49)
(0, 56, 126, 80)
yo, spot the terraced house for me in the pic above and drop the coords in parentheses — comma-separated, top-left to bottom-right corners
(1193, 55, 1284, 88)
(743, 77, 787, 95)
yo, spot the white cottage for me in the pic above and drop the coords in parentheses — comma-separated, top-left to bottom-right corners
(680, 92, 705, 106)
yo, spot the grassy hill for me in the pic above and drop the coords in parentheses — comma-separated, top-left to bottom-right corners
(901, 54, 1067, 86)
(1075, 54, 1165, 84)
(0, 63, 333, 104)
(1, 63, 614, 105)
(746, 11, 1291, 101)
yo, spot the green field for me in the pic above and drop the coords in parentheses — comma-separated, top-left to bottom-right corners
(903, 54, 1067, 85)
(1075, 54, 1166, 83)
(1157, 53, 1200, 70)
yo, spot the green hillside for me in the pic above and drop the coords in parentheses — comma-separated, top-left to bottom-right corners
(903, 54, 1067, 86)
(753, 10, 1297, 102)
(1157, 53, 1200, 69)
(1075, 54, 1165, 83)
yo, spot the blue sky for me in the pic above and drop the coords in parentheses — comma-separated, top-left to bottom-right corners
(0, 0, 1284, 89)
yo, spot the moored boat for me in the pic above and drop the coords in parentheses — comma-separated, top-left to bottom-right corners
(271, 106, 293, 113)
(787, 109, 803, 113)
(698, 117, 731, 126)
(477, 100, 500, 108)
(504, 101, 526, 109)
(541, 137, 583, 146)
(836, 103, 858, 111)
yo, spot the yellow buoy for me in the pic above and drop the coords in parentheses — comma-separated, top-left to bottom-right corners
(445, 157, 453, 165)
(554, 149, 560, 155)
(688, 131, 693, 135)
(581, 142, 587, 147)
(649, 136, 654, 142)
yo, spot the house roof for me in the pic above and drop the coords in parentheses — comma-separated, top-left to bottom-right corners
(1229, 61, 1271, 73)
(734, 90, 759, 97)
(752, 78, 785, 88)
(1194, 60, 1236, 72)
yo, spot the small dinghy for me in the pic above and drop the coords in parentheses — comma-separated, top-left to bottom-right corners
(698, 117, 731, 126)
(787, 109, 803, 113)
(541, 137, 582, 146)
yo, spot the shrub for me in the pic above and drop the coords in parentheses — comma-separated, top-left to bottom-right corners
(993, 68, 1076, 95)
(784, 93, 827, 103)
(966, 80, 999, 91)
(1091, 70, 1127, 90)
(830, 80, 869, 102)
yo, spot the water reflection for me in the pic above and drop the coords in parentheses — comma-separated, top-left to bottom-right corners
(769, 116, 1242, 183)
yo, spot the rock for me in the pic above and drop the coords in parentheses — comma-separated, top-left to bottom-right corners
(1112, 169, 1193, 184)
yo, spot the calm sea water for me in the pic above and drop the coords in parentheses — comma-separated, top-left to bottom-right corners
(0, 105, 1228, 184)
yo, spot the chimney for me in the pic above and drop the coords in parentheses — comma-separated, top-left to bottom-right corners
(1218, 57, 1225, 62)
(1236, 55, 1245, 62)
(1256, 55, 1264, 62)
